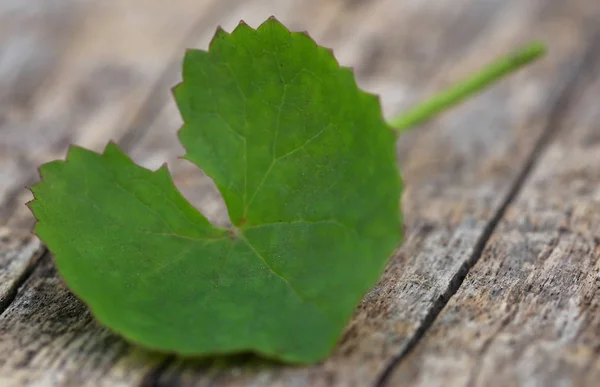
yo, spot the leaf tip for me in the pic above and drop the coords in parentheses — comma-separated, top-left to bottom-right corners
(297, 30, 314, 41)
(339, 66, 359, 88)
(182, 48, 202, 58)
(24, 181, 38, 199)
(23, 196, 40, 225)
(64, 143, 84, 160)
(296, 30, 323, 54)
(152, 163, 175, 185)
(102, 140, 120, 155)
(259, 15, 289, 34)
(232, 19, 255, 37)
(24, 188, 37, 213)
(36, 159, 67, 183)
(170, 81, 183, 96)
(155, 162, 170, 176)
(26, 161, 58, 229)
(321, 46, 340, 68)
(209, 25, 230, 51)
(100, 141, 137, 167)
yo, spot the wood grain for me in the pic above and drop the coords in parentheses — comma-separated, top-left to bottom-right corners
(385, 36, 600, 387)
(0, 1, 252, 384)
(0, 0, 241, 230)
(0, 0, 598, 386)
(150, 1, 600, 385)
(0, 229, 43, 311)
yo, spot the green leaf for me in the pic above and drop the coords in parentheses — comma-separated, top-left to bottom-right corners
(28, 18, 402, 363)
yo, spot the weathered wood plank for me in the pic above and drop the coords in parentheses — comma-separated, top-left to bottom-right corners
(0, 0, 240, 231)
(0, 0, 247, 313)
(0, 229, 43, 311)
(0, 2, 250, 384)
(0, 0, 340, 297)
(0, 0, 597, 386)
(150, 1, 600, 386)
(0, 254, 168, 387)
(384, 33, 600, 387)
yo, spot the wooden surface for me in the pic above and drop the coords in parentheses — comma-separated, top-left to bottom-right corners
(0, 0, 599, 386)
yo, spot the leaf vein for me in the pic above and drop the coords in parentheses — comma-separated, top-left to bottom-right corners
(244, 219, 350, 232)
(240, 235, 333, 325)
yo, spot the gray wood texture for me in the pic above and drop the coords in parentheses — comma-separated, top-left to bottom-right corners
(0, 0, 598, 386)
(386, 36, 600, 387)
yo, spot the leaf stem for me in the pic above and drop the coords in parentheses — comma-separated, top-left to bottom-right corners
(389, 41, 546, 133)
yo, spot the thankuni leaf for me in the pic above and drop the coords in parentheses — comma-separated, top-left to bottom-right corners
(28, 16, 546, 363)
(29, 18, 401, 363)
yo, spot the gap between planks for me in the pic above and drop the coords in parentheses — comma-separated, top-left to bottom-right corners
(375, 24, 600, 387)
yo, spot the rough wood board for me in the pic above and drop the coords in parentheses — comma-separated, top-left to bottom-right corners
(151, 1, 600, 385)
(0, 1, 252, 385)
(0, 0, 596, 386)
(0, 253, 169, 387)
(385, 36, 600, 387)
(0, 0, 255, 315)
(0, 0, 241, 230)
(0, 229, 43, 311)
(0, 0, 344, 321)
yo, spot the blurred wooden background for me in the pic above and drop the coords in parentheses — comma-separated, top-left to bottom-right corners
(1, 0, 599, 386)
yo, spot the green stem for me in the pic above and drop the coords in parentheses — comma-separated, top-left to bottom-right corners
(389, 41, 546, 133)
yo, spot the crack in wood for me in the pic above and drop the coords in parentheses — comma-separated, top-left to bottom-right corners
(0, 246, 47, 317)
(374, 25, 600, 387)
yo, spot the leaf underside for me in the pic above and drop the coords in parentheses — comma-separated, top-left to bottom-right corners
(28, 17, 402, 363)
